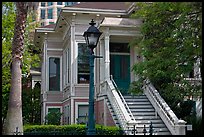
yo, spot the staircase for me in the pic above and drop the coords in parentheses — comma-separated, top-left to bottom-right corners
(124, 94, 171, 135)
(101, 78, 187, 135)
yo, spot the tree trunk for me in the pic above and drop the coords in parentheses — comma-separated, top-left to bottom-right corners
(3, 2, 28, 135)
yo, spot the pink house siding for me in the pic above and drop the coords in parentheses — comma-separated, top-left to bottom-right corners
(95, 99, 104, 125)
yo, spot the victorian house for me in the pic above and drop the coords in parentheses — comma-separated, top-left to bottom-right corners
(34, 2, 201, 135)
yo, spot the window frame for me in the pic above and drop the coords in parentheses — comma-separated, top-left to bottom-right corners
(47, 8, 53, 19)
(48, 56, 62, 91)
(75, 102, 89, 124)
(47, 2, 53, 6)
(40, 9, 45, 19)
(77, 43, 90, 84)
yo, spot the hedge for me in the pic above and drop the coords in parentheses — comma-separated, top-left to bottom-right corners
(23, 124, 123, 135)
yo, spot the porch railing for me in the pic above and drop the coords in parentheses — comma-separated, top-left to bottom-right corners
(143, 79, 186, 135)
(104, 78, 136, 134)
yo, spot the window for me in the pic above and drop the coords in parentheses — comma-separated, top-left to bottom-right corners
(41, 22, 45, 26)
(78, 43, 90, 84)
(46, 107, 61, 124)
(48, 8, 53, 19)
(57, 2, 62, 5)
(40, 9, 45, 19)
(41, 2, 45, 7)
(49, 57, 60, 91)
(47, 2, 53, 6)
(77, 105, 88, 124)
(65, 2, 76, 6)
(110, 42, 129, 53)
(57, 8, 61, 17)
(64, 106, 70, 124)
(49, 22, 54, 24)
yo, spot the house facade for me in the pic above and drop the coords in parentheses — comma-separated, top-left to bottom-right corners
(34, 2, 139, 125)
(34, 2, 201, 135)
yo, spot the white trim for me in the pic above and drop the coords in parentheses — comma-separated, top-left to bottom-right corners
(71, 96, 89, 99)
(44, 102, 62, 104)
(62, 8, 127, 15)
(71, 98, 74, 124)
(75, 102, 89, 124)
(110, 52, 130, 55)
(47, 48, 63, 51)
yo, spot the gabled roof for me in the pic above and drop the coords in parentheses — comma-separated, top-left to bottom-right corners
(70, 2, 133, 11)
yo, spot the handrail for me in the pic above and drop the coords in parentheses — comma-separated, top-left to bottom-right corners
(196, 98, 202, 117)
(105, 78, 136, 134)
(143, 79, 186, 135)
(110, 76, 136, 123)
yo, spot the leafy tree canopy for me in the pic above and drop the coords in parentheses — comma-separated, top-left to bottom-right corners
(130, 2, 202, 117)
(2, 2, 41, 125)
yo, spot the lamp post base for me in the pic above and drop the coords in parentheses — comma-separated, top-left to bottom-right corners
(87, 129, 96, 135)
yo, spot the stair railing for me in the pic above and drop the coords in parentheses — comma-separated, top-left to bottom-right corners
(110, 75, 136, 123)
(105, 77, 136, 134)
(143, 79, 186, 135)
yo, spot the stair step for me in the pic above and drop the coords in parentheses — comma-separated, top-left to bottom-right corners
(128, 105, 153, 109)
(125, 98, 149, 102)
(131, 131, 171, 135)
(134, 119, 163, 124)
(135, 123, 167, 128)
(127, 102, 151, 105)
(130, 108, 155, 112)
(123, 95, 147, 98)
(132, 112, 156, 116)
(134, 115, 161, 120)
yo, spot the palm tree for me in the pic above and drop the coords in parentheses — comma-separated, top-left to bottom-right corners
(3, 2, 38, 135)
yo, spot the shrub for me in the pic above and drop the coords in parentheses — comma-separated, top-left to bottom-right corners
(23, 124, 122, 135)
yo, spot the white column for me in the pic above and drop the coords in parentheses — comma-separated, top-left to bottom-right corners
(70, 14, 76, 96)
(104, 29, 110, 80)
(70, 98, 74, 124)
(100, 40, 105, 82)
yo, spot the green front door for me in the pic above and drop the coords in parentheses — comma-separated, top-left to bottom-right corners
(110, 54, 130, 95)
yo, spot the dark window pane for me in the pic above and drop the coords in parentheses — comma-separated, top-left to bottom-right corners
(65, 2, 76, 6)
(47, 2, 53, 6)
(48, 8, 53, 19)
(49, 57, 60, 91)
(77, 105, 88, 124)
(110, 42, 129, 53)
(57, 2, 62, 5)
(41, 2, 45, 7)
(78, 43, 90, 84)
(41, 9, 45, 19)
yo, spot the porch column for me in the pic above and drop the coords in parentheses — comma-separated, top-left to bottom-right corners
(70, 14, 76, 124)
(99, 40, 105, 82)
(104, 30, 110, 80)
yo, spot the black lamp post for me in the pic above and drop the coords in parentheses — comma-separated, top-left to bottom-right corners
(83, 19, 102, 135)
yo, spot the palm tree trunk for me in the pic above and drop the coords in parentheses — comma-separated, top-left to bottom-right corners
(3, 2, 28, 135)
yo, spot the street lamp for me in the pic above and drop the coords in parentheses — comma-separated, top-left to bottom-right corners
(83, 19, 102, 135)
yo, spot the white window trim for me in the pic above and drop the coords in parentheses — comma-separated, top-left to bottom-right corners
(75, 102, 88, 124)
(47, 55, 62, 91)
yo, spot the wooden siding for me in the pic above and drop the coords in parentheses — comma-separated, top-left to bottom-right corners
(46, 91, 63, 102)
(74, 84, 89, 97)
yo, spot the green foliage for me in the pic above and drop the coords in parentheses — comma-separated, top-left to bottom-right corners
(45, 111, 63, 125)
(2, 2, 41, 126)
(2, 2, 15, 125)
(185, 116, 202, 136)
(22, 80, 41, 125)
(130, 2, 202, 117)
(23, 124, 122, 135)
